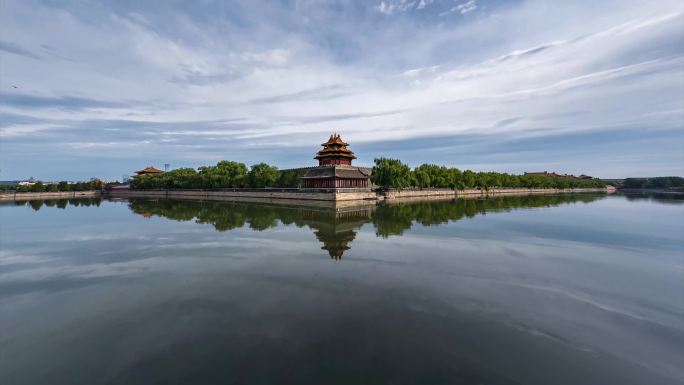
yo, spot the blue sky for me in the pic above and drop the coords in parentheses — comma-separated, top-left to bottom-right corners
(0, 0, 682, 181)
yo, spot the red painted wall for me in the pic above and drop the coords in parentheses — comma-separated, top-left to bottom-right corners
(319, 158, 352, 166)
(302, 177, 368, 188)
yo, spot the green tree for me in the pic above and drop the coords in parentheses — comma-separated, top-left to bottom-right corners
(276, 169, 307, 188)
(248, 163, 278, 188)
(197, 161, 248, 188)
(166, 168, 200, 189)
(371, 157, 412, 190)
(413, 164, 432, 188)
(215, 160, 249, 187)
(447, 167, 462, 189)
(31, 181, 45, 192)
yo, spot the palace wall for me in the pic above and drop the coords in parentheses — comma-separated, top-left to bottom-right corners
(0, 187, 607, 203)
(106, 187, 607, 203)
(0, 190, 101, 201)
(379, 187, 608, 200)
(108, 189, 377, 202)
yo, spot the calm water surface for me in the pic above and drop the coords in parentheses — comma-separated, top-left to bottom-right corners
(0, 194, 683, 385)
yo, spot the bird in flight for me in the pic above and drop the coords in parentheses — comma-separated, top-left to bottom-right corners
(12, 85, 18, 88)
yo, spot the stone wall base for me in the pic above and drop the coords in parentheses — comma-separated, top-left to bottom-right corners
(380, 187, 607, 200)
(108, 189, 377, 202)
(0, 191, 101, 201)
(107, 187, 607, 203)
(0, 188, 607, 203)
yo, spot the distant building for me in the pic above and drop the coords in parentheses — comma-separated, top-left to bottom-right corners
(300, 134, 371, 189)
(524, 171, 595, 180)
(109, 184, 130, 191)
(17, 177, 37, 186)
(135, 166, 164, 176)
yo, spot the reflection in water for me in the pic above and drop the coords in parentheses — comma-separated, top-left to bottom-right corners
(372, 193, 606, 237)
(2, 192, 683, 385)
(303, 208, 373, 259)
(126, 199, 376, 259)
(620, 192, 684, 204)
(124, 194, 606, 259)
(2, 194, 608, 259)
(10, 198, 103, 211)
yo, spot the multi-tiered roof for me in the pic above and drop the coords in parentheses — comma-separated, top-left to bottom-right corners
(315, 133, 357, 165)
(300, 133, 371, 189)
(135, 166, 164, 175)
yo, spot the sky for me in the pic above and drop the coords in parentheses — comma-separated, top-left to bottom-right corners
(0, 0, 683, 181)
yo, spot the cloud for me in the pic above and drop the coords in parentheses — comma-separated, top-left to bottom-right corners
(0, 123, 71, 138)
(0, 93, 129, 110)
(440, 0, 477, 16)
(455, 1, 477, 15)
(417, 0, 435, 10)
(0, 0, 682, 180)
(244, 85, 350, 105)
(241, 49, 292, 66)
(375, 0, 418, 15)
(0, 40, 41, 60)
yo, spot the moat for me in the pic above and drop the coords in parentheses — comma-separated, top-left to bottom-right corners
(1, 193, 683, 385)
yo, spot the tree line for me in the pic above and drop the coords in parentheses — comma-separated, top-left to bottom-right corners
(3, 157, 608, 192)
(129, 161, 307, 190)
(130, 157, 606, 190)
(0, 180, 103, 193)
(125, 193, 605, 237)
(370, 157, 606, 190)
(621, 177, 684, 189)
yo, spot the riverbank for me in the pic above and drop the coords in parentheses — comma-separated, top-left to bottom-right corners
(108, 188, 376, 202)
(0, 190, 101, 201)
(0, 187, 610, 204)
(618, 188, 684, 194)
(106, 187, 609, 204)
(379, 187, 610, 199)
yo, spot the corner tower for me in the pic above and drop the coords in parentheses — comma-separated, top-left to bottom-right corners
(315, 133, 357, 166)
(300, 133, 371, 189)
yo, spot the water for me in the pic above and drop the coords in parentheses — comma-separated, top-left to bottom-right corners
(1, 194, 682, 385)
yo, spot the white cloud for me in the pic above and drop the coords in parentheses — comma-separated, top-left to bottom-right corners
(375, 1, 397, 15)
(0, 0, 682, 178)
(241, 49, 292, 67)
(441, 0, 477, 16)
(455, 0, 477, 14)
(0, 123, 70, 137)
(375, 0, 418, 15)
(417, 0, 435, 10)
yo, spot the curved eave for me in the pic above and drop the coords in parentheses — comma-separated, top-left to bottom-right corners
(314, 155, 357, 160)
(320, 142, 349, 147)
(320, 140, 349, 146)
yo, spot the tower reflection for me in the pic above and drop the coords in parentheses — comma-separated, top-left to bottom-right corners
(302, 208, 373, 259)
(116, 194, 610, 259)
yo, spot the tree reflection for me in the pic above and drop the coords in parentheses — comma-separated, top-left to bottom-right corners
(29, 200, 43, 211)
(127, 199, 309, 232)
(0, 198, 103, 211)
(126, 194, 607, 259)
(1, 195, 610, 259)
(374, 193, 607, 238)
(621, 192, 684, 205)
